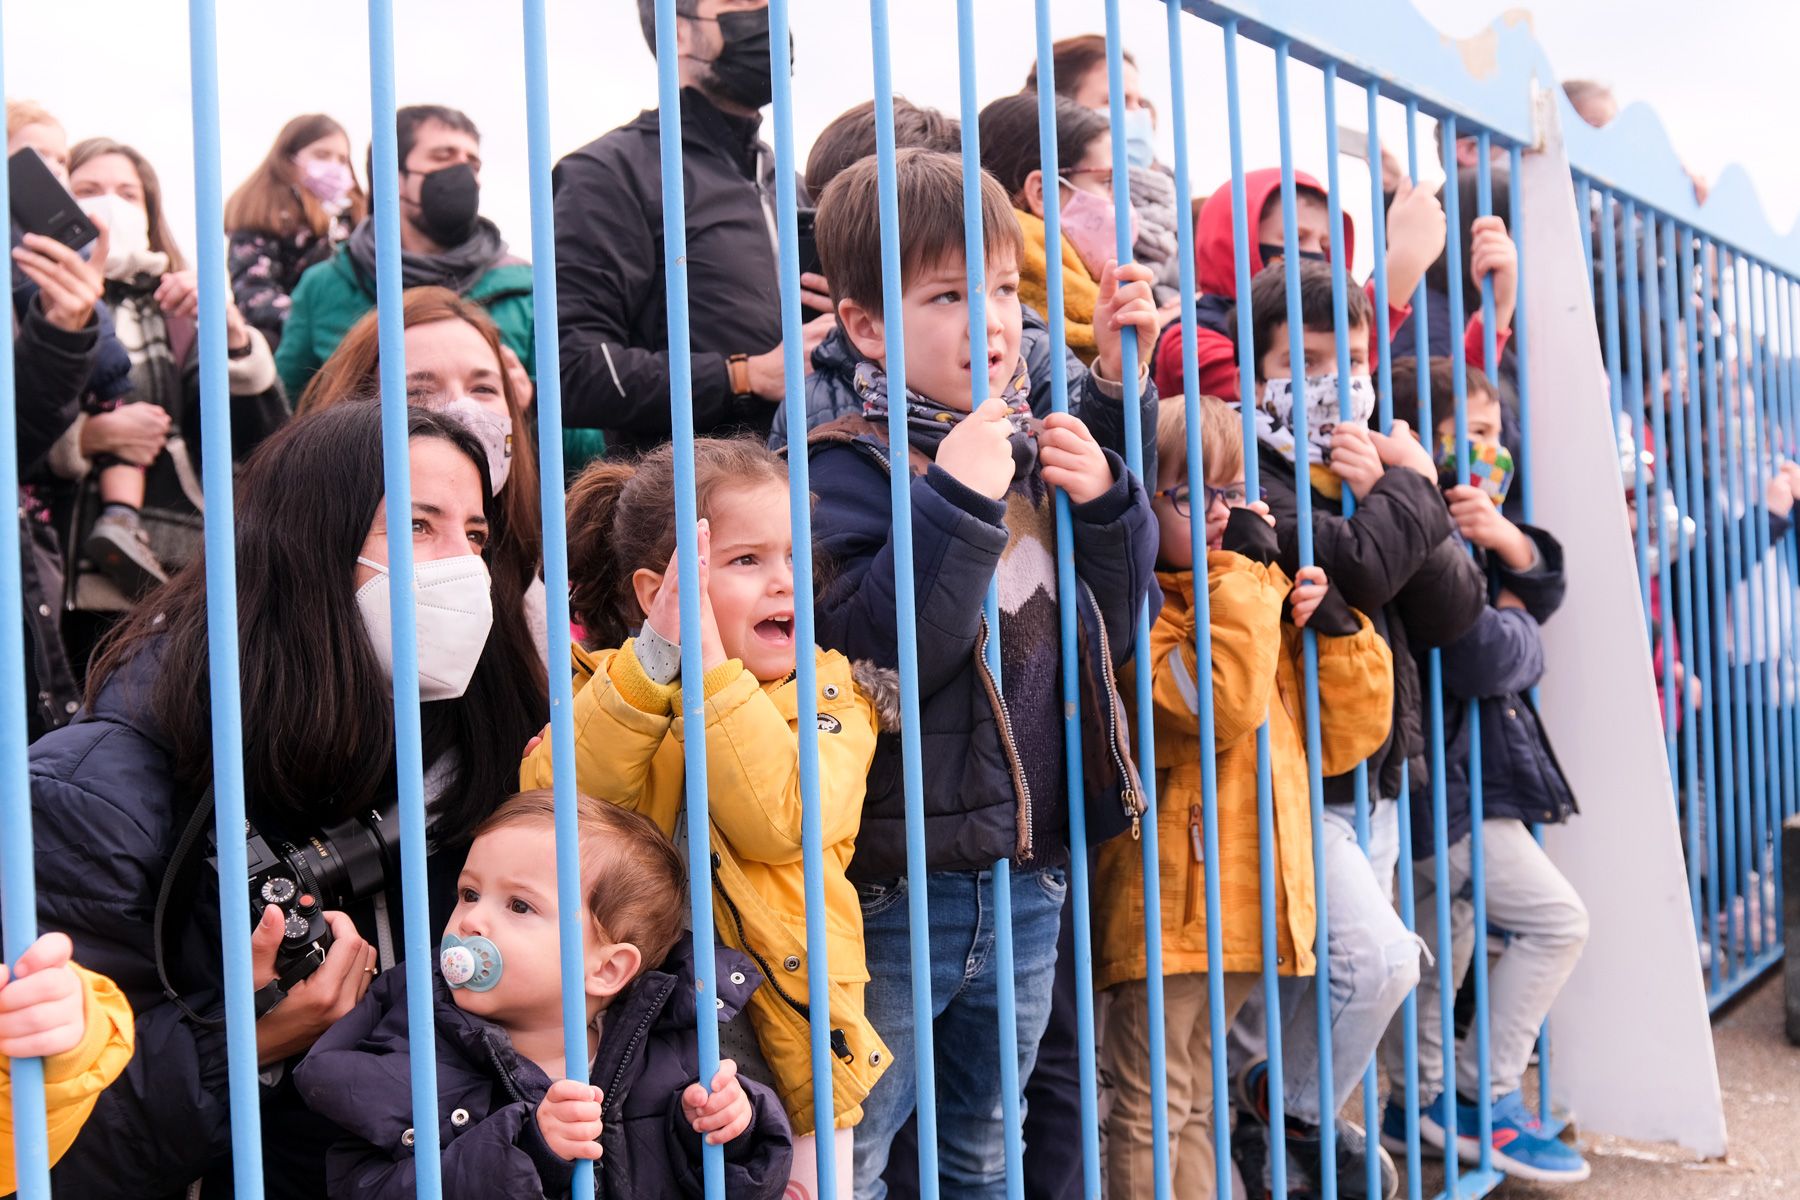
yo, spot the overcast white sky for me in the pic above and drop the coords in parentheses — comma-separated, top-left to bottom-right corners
(9, 0, 1796, 284)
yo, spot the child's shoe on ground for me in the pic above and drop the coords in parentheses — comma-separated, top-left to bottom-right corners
(1231, 1059, 1398, 1199)
(85, 507, 167, 596)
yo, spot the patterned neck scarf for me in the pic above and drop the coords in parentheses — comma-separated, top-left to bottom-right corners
(852, 356, 1039, 479)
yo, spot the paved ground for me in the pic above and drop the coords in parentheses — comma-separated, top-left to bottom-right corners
(1409, 969, 1798, 1199)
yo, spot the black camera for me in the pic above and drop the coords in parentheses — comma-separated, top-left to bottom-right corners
(237, 806, 400, 1006)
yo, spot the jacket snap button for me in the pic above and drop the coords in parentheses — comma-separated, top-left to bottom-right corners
(715, 996, 725, 1009)
(870, 1051, 882, 1066)
(1276, 955, 1285, 965)
(783, 955, 801, 971)
(823, 684, 840, 699)
(400, 1128, 416, 1148)
(36, 604, 49, 617)
(729, 970, 746, 986)
(64, 701, 78, 714)
(450, 1108, 470, 1128)
(1506, 707, 1518, 719)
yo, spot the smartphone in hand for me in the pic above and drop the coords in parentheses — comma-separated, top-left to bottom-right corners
(9, 147, 99, 251)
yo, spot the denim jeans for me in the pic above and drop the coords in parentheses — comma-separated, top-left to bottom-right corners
(851, 865, 1067, 1200)
(1279, 800, 1421, 1126)
(1386, 818, 1589, 1101)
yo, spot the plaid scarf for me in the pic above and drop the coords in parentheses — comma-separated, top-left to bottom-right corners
(852, 356, 1039, 479)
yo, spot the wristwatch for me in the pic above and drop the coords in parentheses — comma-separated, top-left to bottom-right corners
(728, 353, 753, 397)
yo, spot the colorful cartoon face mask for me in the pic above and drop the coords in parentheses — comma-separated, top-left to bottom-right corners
(1437, 435, 1515, 506)
(440, 932, 503, 992)
(1254, 373, 1375, 466)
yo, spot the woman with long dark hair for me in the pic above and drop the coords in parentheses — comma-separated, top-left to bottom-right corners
(224, 114, 367, 350)
(23, 404, 546, 1197)
(298, 285, 548, 680)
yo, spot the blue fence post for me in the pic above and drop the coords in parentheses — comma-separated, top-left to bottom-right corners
(183, 0, 268, 1195)
(1031, 7, 1109, 1197)
(865, 3, 942, 1191)
(762, 0, 839, 1187)
(518, 1, 594, 1195)
(1221, 21, 1290, 1197)
(1599, 190, 1625, 434)
(366, 0, 448, 1193)
(647, 2, 726, 1194)
(1742, 256, 1776, 967)
(1622, 201, 1653, 634)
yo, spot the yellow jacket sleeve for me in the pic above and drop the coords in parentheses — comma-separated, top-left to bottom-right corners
(1310, 608, 1396, 778)
(1201, 552, 1288, 752)
(520, 642, 676, 819)
(0, 965, 134, 1192)
(675, 656, 878, 866)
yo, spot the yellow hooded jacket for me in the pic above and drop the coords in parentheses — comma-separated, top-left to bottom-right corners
(521, 641, 890, 1136)
(0, 964, 134, 1192)
(1095, 556, 1394, 989)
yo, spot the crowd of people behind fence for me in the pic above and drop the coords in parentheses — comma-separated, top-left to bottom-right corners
(0, 1, 1787, 1197)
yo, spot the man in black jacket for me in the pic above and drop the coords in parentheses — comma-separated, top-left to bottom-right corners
(553, 0, 834, 455)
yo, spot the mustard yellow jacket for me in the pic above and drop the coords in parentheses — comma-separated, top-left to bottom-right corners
(521, 641, 890, 1135)
(0, 964, 134, 1192)
(1095, 557, 1394, 989)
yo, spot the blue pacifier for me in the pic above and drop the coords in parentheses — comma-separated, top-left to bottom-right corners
(439, 933, 503, 992)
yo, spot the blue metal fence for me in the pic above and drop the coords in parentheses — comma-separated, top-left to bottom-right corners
(2, 2, 1792, 1199)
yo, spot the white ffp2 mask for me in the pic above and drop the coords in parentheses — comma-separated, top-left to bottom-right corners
(355, 553, 494, 701)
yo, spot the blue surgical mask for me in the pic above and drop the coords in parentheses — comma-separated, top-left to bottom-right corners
(1122, 106, 1156, 170)
(440, 932, 504, 992)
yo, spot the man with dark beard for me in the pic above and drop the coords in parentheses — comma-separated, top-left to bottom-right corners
(553, 0, 835, 455)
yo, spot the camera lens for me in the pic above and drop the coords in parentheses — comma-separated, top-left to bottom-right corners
(285, 807, 401, 909)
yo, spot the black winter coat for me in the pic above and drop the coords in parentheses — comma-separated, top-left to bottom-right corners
(295, 938, 792, 1200)
(1411, 524, 1578, 856)
(1259, 448, 1487, 803)
(808, 427, 1156, 880)
(23, 648, 467, 1198)
(11, 295, 98, 735)
(553, 88, 782, 454)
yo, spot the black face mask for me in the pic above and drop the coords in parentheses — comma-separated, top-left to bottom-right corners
(699, 8, 783, 112)
(1258, 242, 1329, 266)
(412, 162, 480, 247)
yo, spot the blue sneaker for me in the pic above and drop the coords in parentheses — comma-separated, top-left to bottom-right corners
(1481, 1090, 1591, 1183)
(1379, 1091, 1458, 1159)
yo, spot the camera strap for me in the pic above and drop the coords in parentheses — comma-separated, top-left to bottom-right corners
(153, 787, 289, 1030)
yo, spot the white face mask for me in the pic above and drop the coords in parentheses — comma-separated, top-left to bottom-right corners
(76, 192, 158, 280)
(355, 553, 494, 701)
(1255, 372, 1376, 466)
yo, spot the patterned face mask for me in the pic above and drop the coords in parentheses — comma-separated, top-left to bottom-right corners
(1254, 373, 1375, 466)
(1437, 436, 1516, 506)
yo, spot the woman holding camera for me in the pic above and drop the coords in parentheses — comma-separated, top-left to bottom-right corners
(22, 403, 546, 1197)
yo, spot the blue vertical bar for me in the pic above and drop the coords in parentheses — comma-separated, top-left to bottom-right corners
(1743, 257, 1775, 964)
(649, 2, 725, 1193)
(521, 2, 594, 1195)
(765, 0, 838, 1180)
(1713, 240, 1746, 985)
(1641, 218, 1680, 823)
(1434, 112, 1465, 1200)
(1773, 274, 1798, 955)
(1396, 101, 1436, 1200)
(366, 2, 444, 1195)
(1673, 227, 1715, 936)
(1035, 5, 1109, 1196)
(1166, 7, 1224, 1198)
(1469, 133, 1498, 1175)
(866, 3, 941, 1189)
(950, 9, 1026, 1197)
(1275, 40, 1336, 1200)
(1321, 71, 1382, 1200)
(1575, 174, 1593, 286)
(1600, 191, 1625, 433)
(1757, 262, 1789, 963)
(1622, 201, 1653, 634)
(1725, 253, 1759, 975)
(1699, 238, 1733, 995)
(1222, 23, 1289, 1197)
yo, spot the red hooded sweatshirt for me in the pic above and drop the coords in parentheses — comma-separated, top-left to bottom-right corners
(1152, 166, 1502, 407)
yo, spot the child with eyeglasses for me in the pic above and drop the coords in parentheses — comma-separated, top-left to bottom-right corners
(1094, 392, 1394, 1199)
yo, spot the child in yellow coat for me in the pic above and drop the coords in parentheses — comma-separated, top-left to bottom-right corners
(1095, 396, 1394, 1199)
(0, 932, 134, 1192)
(522, 437, 890, 1185)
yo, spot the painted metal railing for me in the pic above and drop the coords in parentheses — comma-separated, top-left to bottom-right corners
(1, 1, 1791, 1199)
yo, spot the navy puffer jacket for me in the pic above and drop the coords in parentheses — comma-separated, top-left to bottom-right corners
(1410, 524, 1578, 856)
(296, 936, 792, 1200)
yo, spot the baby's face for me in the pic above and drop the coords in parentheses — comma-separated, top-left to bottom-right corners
(444, 822, 582, 1028)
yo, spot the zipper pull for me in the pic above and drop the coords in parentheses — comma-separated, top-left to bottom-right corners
(1189, 804, 1204, 864)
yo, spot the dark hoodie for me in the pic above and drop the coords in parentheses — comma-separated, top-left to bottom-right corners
(296, 937, 793, 1200)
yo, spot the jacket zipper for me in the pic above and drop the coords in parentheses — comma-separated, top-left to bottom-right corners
(481, 1031, 527, 1105)
(973, 613, 1036, 863)
(711, 855, 852, 1062)
(605, 975, 676, 1110)
(1190, 804, 1204, 864)
(1082, 581, 1143, 840)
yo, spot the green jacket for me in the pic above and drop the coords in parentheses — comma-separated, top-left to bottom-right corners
(275, 247, 538, 402)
